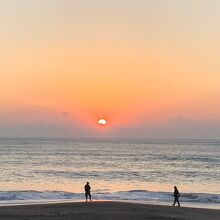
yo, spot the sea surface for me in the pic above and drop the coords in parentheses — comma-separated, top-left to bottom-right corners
(0, 138, 219, 208)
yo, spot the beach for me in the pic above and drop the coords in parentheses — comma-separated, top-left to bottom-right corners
(0, 201, 219, 220)
(1, 0, 220, 218)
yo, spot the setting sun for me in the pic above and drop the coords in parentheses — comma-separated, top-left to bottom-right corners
(0, 1, 219, 216)
(98, 119, 107, 126)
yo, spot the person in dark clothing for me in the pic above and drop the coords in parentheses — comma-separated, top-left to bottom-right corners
(173, 186, 180, 207)
(84, 182, 92, 202)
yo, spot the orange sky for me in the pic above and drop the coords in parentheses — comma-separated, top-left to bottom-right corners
(0, 1, 220, 137)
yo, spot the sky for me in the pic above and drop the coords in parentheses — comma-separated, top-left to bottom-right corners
(0, 0, 220, 138)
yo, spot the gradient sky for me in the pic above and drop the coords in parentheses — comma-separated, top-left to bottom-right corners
(0, 0, 220, 138)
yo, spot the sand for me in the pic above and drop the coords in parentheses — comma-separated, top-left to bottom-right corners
(0, 201, 219, 220)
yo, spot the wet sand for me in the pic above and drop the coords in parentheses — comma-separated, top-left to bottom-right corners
(0, 201, 219, 220)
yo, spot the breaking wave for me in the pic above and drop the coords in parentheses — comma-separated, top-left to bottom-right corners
(0, 190, 219, 206)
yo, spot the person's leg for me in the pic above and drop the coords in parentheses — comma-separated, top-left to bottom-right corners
(173, 198, 177, 206)
(89, 193, 92, 201)
(85, 193, 88, 202)
(177, 198, 180, 207)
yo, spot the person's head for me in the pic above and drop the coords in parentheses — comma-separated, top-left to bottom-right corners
(174, 186, 177, 190)
(87, 182, 89, 185)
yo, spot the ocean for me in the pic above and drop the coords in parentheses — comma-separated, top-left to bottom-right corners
(0, 138, 219, 209)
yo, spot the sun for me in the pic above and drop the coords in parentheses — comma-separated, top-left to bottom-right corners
(98, 118, 107, 126)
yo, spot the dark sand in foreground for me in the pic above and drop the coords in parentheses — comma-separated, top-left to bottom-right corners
(0, 201, 219, 220)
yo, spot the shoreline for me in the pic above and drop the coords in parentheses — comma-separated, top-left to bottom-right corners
(0, 201, 219, 220)
(0, 199, 219, 210)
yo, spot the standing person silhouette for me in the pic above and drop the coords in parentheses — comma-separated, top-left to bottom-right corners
(173, 186, 180, 207)
(84, 182, 92, 202)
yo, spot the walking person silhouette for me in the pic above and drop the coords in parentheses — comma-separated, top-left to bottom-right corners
(84, 182, 92, 202)
(172, 186, 180, 207)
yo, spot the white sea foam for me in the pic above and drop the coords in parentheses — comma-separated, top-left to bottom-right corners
(0, 190, 219, 207)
